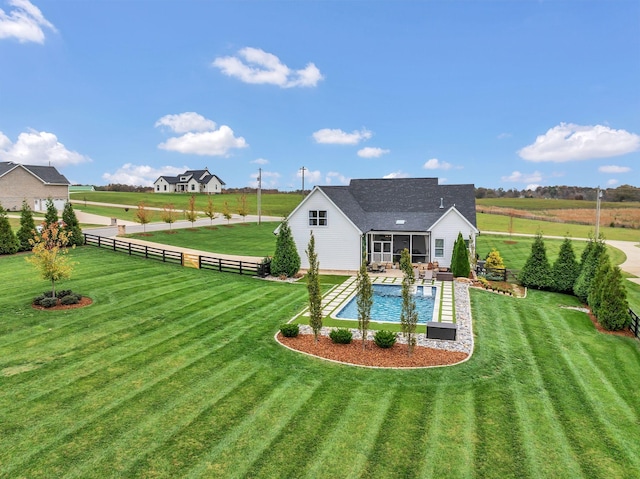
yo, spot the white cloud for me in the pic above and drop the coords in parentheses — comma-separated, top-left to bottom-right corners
(501, 170, 543, 183)
(325, 171, 349, 185)
(518, 123, 640, 162)
(102, 164, 186, 187)
(249, 170, 280, 188)
(357, 147, 389, 158)
(251, 157, 269, 165)
(497, 133, 512, 140)
(0, 0, 56, 43)
(598, 164, 630, 174)
(525, 184, 541, 191)
(156, 113, 247, 156)
(297, 168, 322, 186)
(606, 179, 618, 186)
(423, 158, 453, 170)
(213, 47, 323, 88)
(312, 128, 372, 145)
(383, 170, 409, 179)
(0, 129, 91, 167)
(154, 112, 217, 134)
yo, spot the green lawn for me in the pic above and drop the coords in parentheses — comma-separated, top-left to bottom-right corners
(477, 197, 640, 211)
(1, 248, 639, 478)
(126, 222, 280, 257)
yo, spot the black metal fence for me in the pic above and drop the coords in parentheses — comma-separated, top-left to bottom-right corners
(83, 234, 270, 277)
(630, 308, 639, 339)
(476, 261, 507, 282)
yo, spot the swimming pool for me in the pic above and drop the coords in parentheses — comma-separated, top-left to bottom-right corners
(335, 284, 437, 324)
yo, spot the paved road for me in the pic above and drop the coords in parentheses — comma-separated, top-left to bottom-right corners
(483, 231, 640, 285)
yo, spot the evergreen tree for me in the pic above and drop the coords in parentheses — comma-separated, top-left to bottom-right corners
(271, 219, 300, 277)
(400, 248, 418, 356)
(305, 232, 322, 343)
(587, 252, 611, 318)
(573, 237, 605, 302)
(518, 233, 552, 290)
(62, 202, 84, 246)
(44, 198, 58, 227)
(356, 255, 373, 350)
(551, 237, 580, 294)
(485, 248, 505, 269)
(16, 200, 37, 252)
(598, 266, 630, 331)
(0, 204, 20, 255)
(451, 232, 471, 278)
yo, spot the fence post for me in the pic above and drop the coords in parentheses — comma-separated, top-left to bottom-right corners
(98, 236, 101, 247)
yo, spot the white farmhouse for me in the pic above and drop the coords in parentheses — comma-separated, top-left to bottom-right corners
(154, 169, 225, 194)
(283, 178, 478, 271)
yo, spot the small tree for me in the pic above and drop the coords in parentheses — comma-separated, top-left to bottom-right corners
(399, 247, 414, 283)
(161, 204, 178, 230)
(16, 200, 36, 252)
(519, 233, 552, 290)
(203, 197, 218, 225)
(587, 251, 611, 318)
(25, 222, 75, 297)
(551, 236, 580, 294)
(62, 202, 84, 246)
(451, 232, 471, 278)
(573, 236, 605, 303)
(0, 204, 20, 255)
(237, 194, 249, 222)
(184, 195, 198, 227)
(135, 201, 153, 233)
(222, 200, 232, 224)
(44, 198, 58, 227)
(598, 266, 630, 331)
(485, 248, 505, 270)
(400, 248, 418, 355)
(306, 232, 322, 343)
(356, 255, 373, 350)
(271, 219, 300, 277)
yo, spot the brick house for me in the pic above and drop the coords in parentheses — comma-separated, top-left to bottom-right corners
(0, 162, 70, 212)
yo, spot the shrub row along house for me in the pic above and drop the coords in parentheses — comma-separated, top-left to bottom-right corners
(0, 162, 70, 212)
(153, 168, 225, 194)
(283, 177, 478, 271)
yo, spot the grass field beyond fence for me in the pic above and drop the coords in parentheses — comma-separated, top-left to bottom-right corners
(1, 247, 639, 478)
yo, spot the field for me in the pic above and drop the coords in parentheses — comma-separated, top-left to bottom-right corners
(1, 248, 639, 478)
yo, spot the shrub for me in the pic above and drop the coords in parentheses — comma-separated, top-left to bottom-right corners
(551, 237, 580, 294)
(451, 232, 471, 278)
(329, 328, 353, 344)
(374, 330, 397, 349)
(33, 294, 46, 305)
(271, 219, 300, 278)
(598, 266, 630, 331)
(56, 289, 73, 298)
(39, 297, 58, 308)
(518, 233, 552, 290)
(60, 294, 81, 305)
(279, 323, 299, 337)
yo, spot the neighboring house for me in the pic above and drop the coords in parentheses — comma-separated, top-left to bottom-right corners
(0, 162, 70, 212)
(283, 178, 478, 271)
(153, 169, 225, 194)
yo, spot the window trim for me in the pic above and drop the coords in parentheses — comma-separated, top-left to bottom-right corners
(434, 238, 445, 258)
(308, 210, 328, 227)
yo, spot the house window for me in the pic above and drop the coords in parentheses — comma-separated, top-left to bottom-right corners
(163, 185, 167, 191)
(435, 238, 445, 258)
(191, 184, 195, 191)
(309, 210, 327, 226)
(156, 185, 160, 191)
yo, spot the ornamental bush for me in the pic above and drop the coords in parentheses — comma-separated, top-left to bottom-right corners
(62, 202, 84, 246)
(451, 232, 470, 278)
(39, 297, 58, 308)
(329, 328, 353, 344)
(279, 323, 299, 337)
(374, 330, 397, 349)
(271, 219, 300, 278)
(551, 237, 580, 294)
(16, 201, 37, 252)
(0, 204, 19, 255)
(597, 266, 630, 331)
(574, 237, 605, 303)
(519, 233, 552, 290)
(60, 294, 81, 305)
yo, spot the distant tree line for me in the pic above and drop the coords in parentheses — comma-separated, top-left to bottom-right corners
(95, 184, 153, 193)
(475, 184, 640, 202)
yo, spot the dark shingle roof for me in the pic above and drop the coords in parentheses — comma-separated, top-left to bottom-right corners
(0, 162, 70, 185)
(319, 178, 476, 232)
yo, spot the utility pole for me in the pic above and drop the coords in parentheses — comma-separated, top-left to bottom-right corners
(595, 186, 602, 238)
(257, 168, 262, 225)
(300, 166, 306, 195)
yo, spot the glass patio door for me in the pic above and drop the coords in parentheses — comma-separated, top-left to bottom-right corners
(372, 240, 392, 263)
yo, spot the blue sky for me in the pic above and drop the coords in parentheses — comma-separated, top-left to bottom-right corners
(1, 0, 638, 191)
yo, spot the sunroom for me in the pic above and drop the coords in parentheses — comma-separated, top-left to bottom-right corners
(367, 232, 430, 265)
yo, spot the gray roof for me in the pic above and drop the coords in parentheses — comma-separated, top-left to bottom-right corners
(0, 162, 70, 185)
(319, 178, 476, 232)
(158, 169, 225, 186)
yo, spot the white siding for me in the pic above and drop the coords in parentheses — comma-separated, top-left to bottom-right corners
(154, 177, 174, 193)
(288, 189, 362, 271)
(203, 177, 223, 194)
(430, 210, 477, 268)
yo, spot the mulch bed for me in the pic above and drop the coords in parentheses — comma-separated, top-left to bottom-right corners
(277, 333, 468, 368)
(586, 309, 636, 338)
(32, 297, 93, 311)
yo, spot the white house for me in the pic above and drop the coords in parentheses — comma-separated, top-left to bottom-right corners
(154, 169, 225, 194)
(283, 178, 478, 271)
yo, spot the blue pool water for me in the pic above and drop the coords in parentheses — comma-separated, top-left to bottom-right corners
(336, 284, 436, 324)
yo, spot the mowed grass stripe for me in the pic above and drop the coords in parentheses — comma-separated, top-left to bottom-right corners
(301, 387, 395, 479)
(1, 287, 304, 459)
(519, 295, 640, 475)
(61, 359, 261, 479)
(243, 382, 357, 478)
(183, 378, 321, 479)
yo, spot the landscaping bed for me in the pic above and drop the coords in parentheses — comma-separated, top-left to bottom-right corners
(277, 333, 468, 368)
(32, 296, 93, 310)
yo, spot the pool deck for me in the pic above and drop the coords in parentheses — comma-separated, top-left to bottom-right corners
(299, 275, 455, 324)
